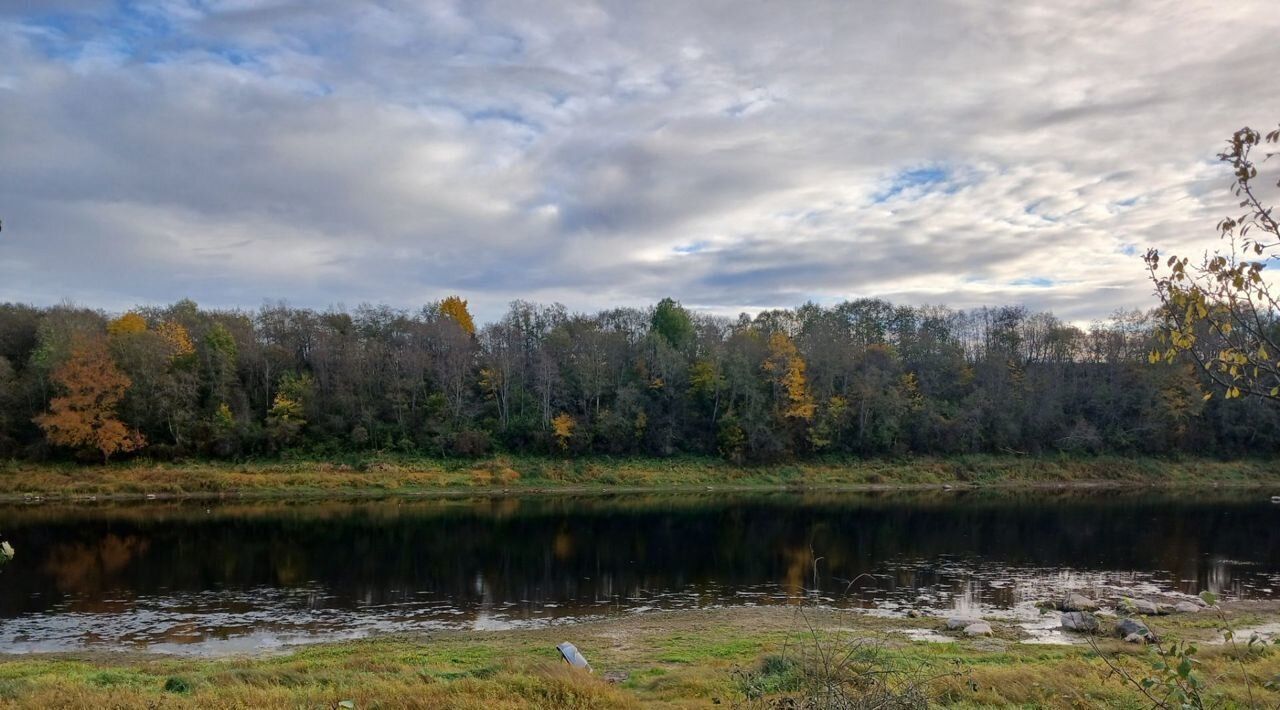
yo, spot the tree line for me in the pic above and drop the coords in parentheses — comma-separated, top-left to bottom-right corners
(1, 296, 1276, 464)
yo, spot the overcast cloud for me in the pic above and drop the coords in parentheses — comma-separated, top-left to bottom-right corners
(2, 0, 1278, 322)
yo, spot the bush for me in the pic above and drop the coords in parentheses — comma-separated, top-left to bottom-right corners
(733, 619, 970, 708)
(163, 676, 193, 694)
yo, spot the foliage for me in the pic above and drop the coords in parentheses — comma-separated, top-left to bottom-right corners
(551, 412, 575, 451)
(33, 339, 145, 462)
(1, 293, 1279, 463)
(763, 332, 816, 421)
(651, 297, 694, 349)
(106, 312, 147, 337)
(440, 295, 477, 335)
(155, 320, 195, 359)
(1147, 122, 1280, 400)
(266, 372, 312, 450)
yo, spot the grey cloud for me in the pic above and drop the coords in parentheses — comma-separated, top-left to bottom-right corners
(1, 0, 1277, 323)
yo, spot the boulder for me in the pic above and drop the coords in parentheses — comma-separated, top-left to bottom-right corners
(1124, 632, 1149, 644)
(1173, 601, 1201, 614)
(906, 609, 922, 618)
(963, 622, 993, 637)
(1123, 598, 1160, 616)
(1115, 618, 1155, 642)
(945, 617, 980, 631)
(1059, 593, 1099, 612)
(1060, 611, 1100, 633)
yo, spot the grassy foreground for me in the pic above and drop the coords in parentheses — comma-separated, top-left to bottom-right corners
(2, 454, 1280, 501)
(3, 605, 1280, 708)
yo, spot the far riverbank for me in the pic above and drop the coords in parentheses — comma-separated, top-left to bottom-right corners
(2, 454, 1278, 502)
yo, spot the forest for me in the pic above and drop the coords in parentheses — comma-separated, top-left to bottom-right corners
(1, 295, 1276, 464)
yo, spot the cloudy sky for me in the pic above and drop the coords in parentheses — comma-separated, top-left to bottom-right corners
(2, 1, 1278, 322)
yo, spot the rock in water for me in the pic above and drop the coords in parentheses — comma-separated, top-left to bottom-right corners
(963, 622, 993, 637)
(1060, 611, 1100, 633)
(1059, 593, 1099, 612)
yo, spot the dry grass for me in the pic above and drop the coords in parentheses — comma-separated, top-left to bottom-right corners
(4, 606, 1280, 708)
(2, 454, 1278, 501)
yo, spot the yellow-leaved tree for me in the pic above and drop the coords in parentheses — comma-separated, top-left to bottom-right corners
(155, 321, 196, 359)
(34, 340, 145, 462)
(762, 332, 816, 421)
(266, 372, 312, 450)
(440, 296, 476, 335)
(551, 412, 575, 451)
(106, 312, 147, 337)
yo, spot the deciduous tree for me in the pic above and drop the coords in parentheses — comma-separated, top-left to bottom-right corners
(439, 296, 476, 335)
(651, 298, 694, 349)
(34, 340, 144, 462)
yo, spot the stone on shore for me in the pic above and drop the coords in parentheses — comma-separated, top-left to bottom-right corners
(1060, 611, 1100, 633)
(1059, 593, 1099, 612)
(945, 617, 980, 631)
(963, 622, 993, 637)
(1123, 597, 1161, 615)
(1115, 618, 1155, 642)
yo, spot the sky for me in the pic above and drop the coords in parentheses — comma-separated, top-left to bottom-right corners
(1, 1, 1278, 323)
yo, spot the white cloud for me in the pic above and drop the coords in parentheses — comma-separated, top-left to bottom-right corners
(0, 0, 1277, 322)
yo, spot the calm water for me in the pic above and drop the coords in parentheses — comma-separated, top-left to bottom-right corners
(1, 489, 1279, 654)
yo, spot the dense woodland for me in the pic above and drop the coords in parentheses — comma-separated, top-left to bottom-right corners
(1, 296, 1277, 464)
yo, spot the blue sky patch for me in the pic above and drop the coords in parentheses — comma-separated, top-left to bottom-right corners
(1011, 277, 1056, 288)
(872, 166, 951, 203)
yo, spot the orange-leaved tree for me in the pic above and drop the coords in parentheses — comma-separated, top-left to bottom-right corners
(34, 339, 145, 462)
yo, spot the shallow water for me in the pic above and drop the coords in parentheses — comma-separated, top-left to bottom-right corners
(1, 489, 1278, 654)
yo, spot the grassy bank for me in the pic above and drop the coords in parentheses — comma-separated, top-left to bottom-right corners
(2, 454, 1280, 501)
(3, 604, 1280, 708)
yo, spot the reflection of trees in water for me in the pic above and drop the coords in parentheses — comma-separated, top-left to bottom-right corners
(1206, 556, 1250, 598)
(2, 493, 1278, 618)
(39, 534, 151, 610)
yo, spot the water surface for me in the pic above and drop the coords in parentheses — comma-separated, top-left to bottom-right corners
(1, 489, 1278, 654)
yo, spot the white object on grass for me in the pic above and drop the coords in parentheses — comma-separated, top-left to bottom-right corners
(556, 642, 591, 671)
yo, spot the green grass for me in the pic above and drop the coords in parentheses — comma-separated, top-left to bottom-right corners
(2, 453, 1279, 501)
(3, 606, 1280, 708)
